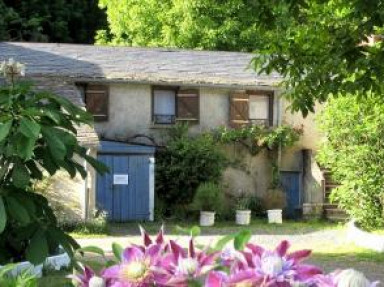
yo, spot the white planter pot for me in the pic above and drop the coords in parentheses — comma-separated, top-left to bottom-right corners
(200, 211, 215, 226)
(236, 210, 251, 225)
(267, 209, 283, 224)
(0, 252, 70, 278)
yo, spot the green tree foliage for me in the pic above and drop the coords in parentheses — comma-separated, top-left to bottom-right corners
(0, 0, 107, 43)
(156, 125, 226, 216)
(97, 0, 262, 50)
(99, 0, 384, 115)
(317, 96, 384, 229)
(0, 61, 108, 264)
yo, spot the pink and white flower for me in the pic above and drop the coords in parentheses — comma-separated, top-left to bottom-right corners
(160, 238, 218, 286)
(102, 245, 162, 287)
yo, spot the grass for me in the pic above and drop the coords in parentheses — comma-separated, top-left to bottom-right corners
(38, 270, 71, 287)
(107, 218, 341, 237)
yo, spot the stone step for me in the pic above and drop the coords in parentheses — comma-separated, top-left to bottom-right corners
(324, 208, 348, 221)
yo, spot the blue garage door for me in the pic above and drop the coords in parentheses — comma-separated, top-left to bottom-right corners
(96, 141, 155, 222)
(280, 171, 301, 219)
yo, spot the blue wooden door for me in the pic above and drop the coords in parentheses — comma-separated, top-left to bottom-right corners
(96, 154, 150, 221)
(280, 172, 301, 219)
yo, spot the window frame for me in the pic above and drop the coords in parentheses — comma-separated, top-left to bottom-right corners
(246, 90, 274, 127)
(151, 86, 178, 125)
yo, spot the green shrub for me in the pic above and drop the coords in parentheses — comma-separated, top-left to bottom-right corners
(248, 195, 265, 217)
(155, 124, 227, 216)
(191, 182, 225, 212)
(317, 95, 384, 229)
(0, 264, 38, 287)
(58, 211, 108, 235)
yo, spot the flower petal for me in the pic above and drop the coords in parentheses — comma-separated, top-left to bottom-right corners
(122, 246, 144, 263)
(189, 237, 196, 258)
(286, 249, 312, 263)
(275, 240, 290, 257)
(246, 243, 264, 256)
(205, 271, 227, 287)
(139, 225, 152, 247)
(295, 264, 323, 280)
(102, 265, 120, 279)
(170, 240, 187, 259)
(156, 225, 165, 245)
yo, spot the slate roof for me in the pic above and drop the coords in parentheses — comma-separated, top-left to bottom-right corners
(0, 42, 281, 87)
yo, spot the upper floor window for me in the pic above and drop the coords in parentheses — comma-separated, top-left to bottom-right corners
(229, 90, 274, 128)
(152, 87, 199, 125)
(78, 83, 109, 122)
(249, 93, 270, 126)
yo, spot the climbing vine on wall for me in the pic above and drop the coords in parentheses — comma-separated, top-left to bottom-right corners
(214, 125, 303, 155)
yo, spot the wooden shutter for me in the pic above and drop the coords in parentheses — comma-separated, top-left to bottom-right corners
(176, 89, 199, 122)
(85, 84, 109, 121)
(229, 90, 249, 128)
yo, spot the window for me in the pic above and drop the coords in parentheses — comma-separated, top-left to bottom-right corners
(229, 90, 274, 128)
(249, 95, 270, 126)
(153, 88, 176, 124)
(78, 83, 109, 122)
(152, 87, 199, 125)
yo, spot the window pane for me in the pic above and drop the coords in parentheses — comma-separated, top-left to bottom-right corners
(153, 89, 176, 124)
(249, 95, 269, 120)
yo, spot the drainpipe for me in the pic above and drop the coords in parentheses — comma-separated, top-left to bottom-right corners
(276, 90, 283, 169)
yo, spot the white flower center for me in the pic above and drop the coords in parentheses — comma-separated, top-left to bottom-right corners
(89, 276, 106, 287)
(261, 254, 284, 276)
(177, 257, 199, 275)
(337, 269, 371, 287)
(120, 260, 148, 282)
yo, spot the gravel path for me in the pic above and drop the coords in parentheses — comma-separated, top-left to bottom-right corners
(77, 229, 384, 282)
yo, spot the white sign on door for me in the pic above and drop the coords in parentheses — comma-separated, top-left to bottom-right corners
(113, 174, 129, 185)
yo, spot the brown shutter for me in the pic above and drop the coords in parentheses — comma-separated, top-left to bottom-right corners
(229, 90, 249, 128)
(85, 84, 109, 121)
(176, 89, 199, 122)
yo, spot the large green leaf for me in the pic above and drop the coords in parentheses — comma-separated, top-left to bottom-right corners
(112, 242, 123, 261)
(16, 134, 36, 160)
(12, 163, 30, 188)
(26, 230, 49, 264)
(0, 196, 7, 233)
(19, 118, 41, 139)
(77, 246, 106, 257)
(6, 196, 30, 225)
(234, 230, 252, 251)
(41, 127, 67, 161)
(83, 154, 109, 175)
(0, 120, 12, 142)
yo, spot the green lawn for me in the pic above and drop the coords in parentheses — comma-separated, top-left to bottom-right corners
(80, 218, 341, 238)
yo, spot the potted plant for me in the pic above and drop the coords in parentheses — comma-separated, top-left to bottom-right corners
(263, 187, 287, 224)
(192, 182, 224, 226)
(235, 193, 251, 225)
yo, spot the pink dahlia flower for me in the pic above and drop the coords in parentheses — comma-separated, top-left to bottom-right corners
(102, 245, 163, 287)
(207, 240, 322, 286)
(160, 238, 218, 286)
